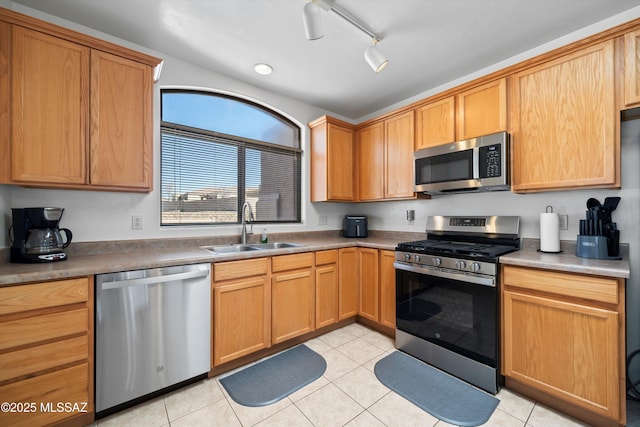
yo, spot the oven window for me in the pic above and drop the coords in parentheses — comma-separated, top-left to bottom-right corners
(415, 149, 473, 184)
(396, 269, 497, 367)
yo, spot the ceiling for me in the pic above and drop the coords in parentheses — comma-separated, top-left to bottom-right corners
(10, 0, 640, 120)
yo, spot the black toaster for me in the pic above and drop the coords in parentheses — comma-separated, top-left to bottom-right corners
(343, 215, 368, 238)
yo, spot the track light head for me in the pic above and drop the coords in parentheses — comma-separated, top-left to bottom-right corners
(364, 41, 388, 73)
(302, 1, 324, 40)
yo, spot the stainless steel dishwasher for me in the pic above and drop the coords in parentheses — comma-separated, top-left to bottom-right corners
(95, 263, 211, 415)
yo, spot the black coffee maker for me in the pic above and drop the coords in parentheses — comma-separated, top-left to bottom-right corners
(10, 207, 73, 263)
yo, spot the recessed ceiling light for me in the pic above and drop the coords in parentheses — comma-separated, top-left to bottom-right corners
(254, 63, 273, 75)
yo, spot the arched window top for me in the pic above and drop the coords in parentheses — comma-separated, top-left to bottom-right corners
(161, 90, 299, 148)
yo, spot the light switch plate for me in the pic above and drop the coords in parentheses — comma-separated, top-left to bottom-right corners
(559, 215, 568, 230)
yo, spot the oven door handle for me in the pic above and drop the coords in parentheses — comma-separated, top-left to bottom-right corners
(393, 262, 496, 287)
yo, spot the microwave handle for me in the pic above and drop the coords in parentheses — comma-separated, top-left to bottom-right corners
(472, 147, 480, 179)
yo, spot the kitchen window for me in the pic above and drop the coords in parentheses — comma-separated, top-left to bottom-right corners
(160, 90, 301, 225)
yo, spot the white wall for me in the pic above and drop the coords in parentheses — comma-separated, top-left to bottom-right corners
(3, 3, 352, 245)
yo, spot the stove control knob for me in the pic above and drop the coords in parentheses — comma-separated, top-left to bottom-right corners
(431, 257, 442, 266)
(471, 262, 481, 272)
(404, 253, 411, 262)
(456, 260, 467, 270)
(414, 255, 421, 263)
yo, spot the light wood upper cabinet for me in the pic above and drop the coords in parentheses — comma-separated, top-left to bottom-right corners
(415, 79, 506, 151)
(456, 78, 507, 140)
(624, 29, 640, 107)
(357, 121, 385, 200)
(309, 116, 355, 202)
(385, 111, 415, 199)
(415, 97, 455, 150)
(356, 110, 415, 201)
(502, 265, 625, 425)
(90, 50, 152, 189)
(0, 9, 160, 192)
(10, 26, 88, 185)
(510, 40, 617, 192)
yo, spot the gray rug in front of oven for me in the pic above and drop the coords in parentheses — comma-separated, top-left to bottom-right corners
(374, 351, 499, 426)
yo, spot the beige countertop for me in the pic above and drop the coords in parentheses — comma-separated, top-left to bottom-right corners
(0, 232, 630, 286)
(0, 231, 411, 286)
(500, 239, 630, 279)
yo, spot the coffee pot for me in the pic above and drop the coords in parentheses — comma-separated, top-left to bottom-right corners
(9, 207, 73, 263)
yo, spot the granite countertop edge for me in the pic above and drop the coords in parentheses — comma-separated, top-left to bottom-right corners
(500, 239, 630, 279)
(0, 233, 631, 286)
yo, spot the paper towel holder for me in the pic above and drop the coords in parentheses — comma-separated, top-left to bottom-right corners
(538, 205, 563, 254)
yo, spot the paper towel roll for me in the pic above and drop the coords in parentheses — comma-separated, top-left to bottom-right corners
(540, 212, 560, 252)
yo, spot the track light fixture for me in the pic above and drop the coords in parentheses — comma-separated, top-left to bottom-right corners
(302, 0, 388, 73)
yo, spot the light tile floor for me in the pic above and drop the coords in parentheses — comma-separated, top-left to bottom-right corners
(95, 323, 614, 427)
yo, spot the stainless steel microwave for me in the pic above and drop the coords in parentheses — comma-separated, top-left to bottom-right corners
(414, 132, 510, 195)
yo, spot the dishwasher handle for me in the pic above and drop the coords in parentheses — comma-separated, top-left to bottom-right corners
(100, 269, 210, 290)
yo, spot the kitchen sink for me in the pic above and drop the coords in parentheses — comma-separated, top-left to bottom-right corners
(201, 242, 304, 254)
(249, 242, 304, 250)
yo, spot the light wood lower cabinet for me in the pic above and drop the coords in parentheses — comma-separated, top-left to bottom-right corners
(502, 265, 625, 425)
(213, 258, 271, 366)
(358, 248, 379, 322)
(379, 250, 396, 329)
(271, 253, 315, 344)
(338, 248, 359, 320)
(0, 277, 94, 427)
(315, 250, 339, 329)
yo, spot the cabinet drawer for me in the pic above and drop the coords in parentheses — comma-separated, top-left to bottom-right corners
(0, 363, 89, 427)
(502, 266, 618, 304)
(0, 278, 89, 315)
(214, 258, 269, 282)
(0, 308, 88, 351)
(0, 335, 88, 382)
(315, 250, 338, 266)
(272, 252, 314, 272)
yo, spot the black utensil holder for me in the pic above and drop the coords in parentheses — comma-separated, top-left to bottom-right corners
(576, 235, 621, 260)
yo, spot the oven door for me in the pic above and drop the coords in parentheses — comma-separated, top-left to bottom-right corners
(394, 263, 498, 368)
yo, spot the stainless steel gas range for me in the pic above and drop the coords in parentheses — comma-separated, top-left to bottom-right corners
(394, 215, 520, 394)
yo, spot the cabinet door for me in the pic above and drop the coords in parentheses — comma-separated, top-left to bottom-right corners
(510, 40, 617, 192)
(358, 248, 379, 322)
(272, 270, 314, 344)
(357, 122, 384, 201)
(503, 289, 619, 420)
(213, 278, 270, 366)
(11, 26, 88, 184)
(327, 123, 355, 201)
(379, 250, 396, 329)
(415, 97, 455, 150)
(456, 78, 507, 140)
(624, 30, 640, 107)
(338, 248, 358, 320)
(90, 50, 152, 190)
(385, 111, 415, 198)
(315, 264, 338, 329)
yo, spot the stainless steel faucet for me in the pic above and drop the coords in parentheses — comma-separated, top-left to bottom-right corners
(241, 201, 254, 244)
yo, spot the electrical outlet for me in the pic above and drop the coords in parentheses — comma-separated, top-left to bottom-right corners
(132, 214, 143, 230)
(559, 214, 568, 230)
(318, 215, 328, 226)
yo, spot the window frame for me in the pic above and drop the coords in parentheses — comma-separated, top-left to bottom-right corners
(160, 89, 302, 226)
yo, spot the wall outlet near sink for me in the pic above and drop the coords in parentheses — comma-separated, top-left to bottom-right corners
(132, 215, 143, 230)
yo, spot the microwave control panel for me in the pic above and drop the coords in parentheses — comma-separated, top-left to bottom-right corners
(478, 144, 501, 178)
